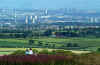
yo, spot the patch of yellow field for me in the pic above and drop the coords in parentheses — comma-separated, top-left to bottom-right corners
(70, 50, 91, 54)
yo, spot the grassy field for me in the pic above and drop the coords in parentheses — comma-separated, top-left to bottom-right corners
(0, 37, 100, 51)
(34, 37, 100, 47)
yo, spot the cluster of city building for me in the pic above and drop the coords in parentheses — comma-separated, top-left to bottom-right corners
(0, 8, 100, 29)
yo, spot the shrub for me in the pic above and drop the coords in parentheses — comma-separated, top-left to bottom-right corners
(39, 49, 49, 54)
(32, 49, 38, 53)
(39, 49, 56, 55)
(97, 48, 100, 52)
(55, 50, 74, 55)
(11, 50, 25, 55)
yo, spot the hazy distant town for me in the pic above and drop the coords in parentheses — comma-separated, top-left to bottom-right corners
(0, 8, 100, 28)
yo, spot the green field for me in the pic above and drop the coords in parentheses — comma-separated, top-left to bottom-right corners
(0, 37, 99, 51)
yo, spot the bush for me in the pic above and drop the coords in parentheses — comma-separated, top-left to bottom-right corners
(11, 50, 25, 55)
(39, 49, 57, 55)
(97, 48, 100, 52)
(55, 50, 74, 55)
(39, 49, 49, 54)
(32, 49, 39, 54)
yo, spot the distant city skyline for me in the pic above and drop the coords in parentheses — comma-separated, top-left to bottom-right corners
(0, 0, 100, 10)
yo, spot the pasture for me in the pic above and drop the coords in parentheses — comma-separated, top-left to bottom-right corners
(0, 37, 99, 51)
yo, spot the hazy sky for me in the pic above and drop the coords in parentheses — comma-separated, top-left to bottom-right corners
(0, 0, 100, 10)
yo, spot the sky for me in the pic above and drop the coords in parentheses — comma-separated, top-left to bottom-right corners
(0, 0, 100, 10)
